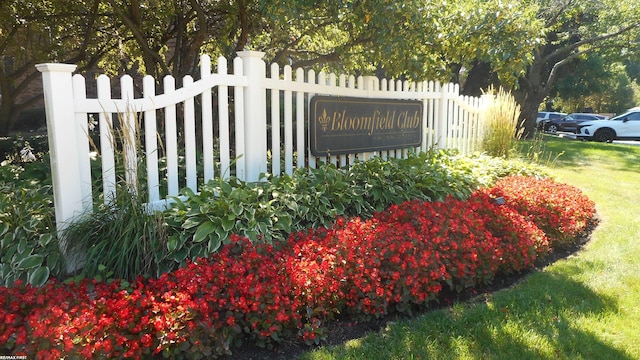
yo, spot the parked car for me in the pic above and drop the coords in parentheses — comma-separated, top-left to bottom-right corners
(543, 113, 608, 134)
(536, 111, 566, 127)
(576, 110, 640, 142)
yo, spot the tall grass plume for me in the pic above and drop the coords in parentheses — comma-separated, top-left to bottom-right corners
(481, 86, 524, 158)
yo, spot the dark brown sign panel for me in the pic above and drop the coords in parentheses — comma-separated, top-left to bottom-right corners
(309, 96, 423, 156)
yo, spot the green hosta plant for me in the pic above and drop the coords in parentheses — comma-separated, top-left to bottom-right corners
(165, 175, 295, 265)
(0, 164, 60, 287)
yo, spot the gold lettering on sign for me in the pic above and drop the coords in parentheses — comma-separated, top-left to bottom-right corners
(397, 111, 421, 129)
(328, 109, 421, 136)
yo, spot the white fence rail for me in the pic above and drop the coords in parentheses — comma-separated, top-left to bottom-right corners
(37, 51, 487, 230)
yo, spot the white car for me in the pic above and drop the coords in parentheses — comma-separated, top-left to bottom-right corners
(576, 110, 640, 142)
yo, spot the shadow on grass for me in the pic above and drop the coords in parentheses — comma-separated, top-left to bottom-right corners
(303, 270, 629, 360)
(538, 135, 640, 174)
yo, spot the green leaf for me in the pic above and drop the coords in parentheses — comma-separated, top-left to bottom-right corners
(17, 237, 27, 254)
(221, 217, 235, 232)
(46, 252, 60, 269)
(0, 223, 8, 236)
(216, 228, 229, 244)
(38, 233, 53, 247)
(181, 187, 196, 197)
(244, 229, 258, 242)
(257, 222, 268, 235)
(232, 203, 243, 216)
(1, 232, 13, 249)
(16, 254, 44, 270)
(28, 266, 50, 287)
(193, 221, 216, 243)
(182, 217, 201, 229)
(207, 236, 222, 253)
(171, 247, 189, 263)
(167, 236, 178, 252)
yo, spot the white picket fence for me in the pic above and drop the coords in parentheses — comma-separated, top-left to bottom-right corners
(37, 51, 487, 230)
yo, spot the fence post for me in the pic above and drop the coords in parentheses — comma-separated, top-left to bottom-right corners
(436, 82, 450, 149)
(237, 51, 267, 182)
(36, 63, 91, 231)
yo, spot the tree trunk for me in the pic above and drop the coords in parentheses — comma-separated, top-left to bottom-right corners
(461, 61, 499, 97)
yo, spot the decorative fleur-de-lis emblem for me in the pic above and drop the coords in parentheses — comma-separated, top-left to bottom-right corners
(319, 108, 331, 132)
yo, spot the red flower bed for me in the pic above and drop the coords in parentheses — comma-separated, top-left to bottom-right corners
(487, 176, 597, 247)
(0, 176, 597, 358)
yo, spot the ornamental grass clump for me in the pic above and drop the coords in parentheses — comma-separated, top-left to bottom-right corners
(61, 109, 170, 281)
(481, 86, 524, 158)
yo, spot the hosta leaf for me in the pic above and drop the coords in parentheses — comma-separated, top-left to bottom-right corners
(16, 254, 44, 270)
(46, 252, 60, 269)
(181, 187, 196, 197)
(216, 228, 229, 244)
(172, 247, 188, 263)
(193, 221, 216, 243)
(167, 237, 178, 252)
(17, 237, 27, 254)
(221, 217, 235, 232)
(38, 233, 53, 247)
(0, 223, 8, 236)
(28, 266, 50, 287)
(182, 217, 201, 229)
(207, 235, 222, 253)
(231, 203, 243, 216)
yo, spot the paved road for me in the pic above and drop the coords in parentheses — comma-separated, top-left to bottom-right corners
(554, 132, 640, 146)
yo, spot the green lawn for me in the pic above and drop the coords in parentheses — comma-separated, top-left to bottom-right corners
(300, 136, 640, 360)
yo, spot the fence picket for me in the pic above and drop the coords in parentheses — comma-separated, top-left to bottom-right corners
(71, 74, 93, 211)
(200, 55, 214, 182)
(163, 75, 179, 196)
(308, 69, 317, 169)
(283, 65, 294, 175)
(218, 56, 231, 180)
(96, 74, 117, 204)
(295, 68, 305, 169)
(142, 75, 160, 203)
(270, 62, 281, 177)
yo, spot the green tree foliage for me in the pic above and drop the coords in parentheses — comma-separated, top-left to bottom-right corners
(0, 0, 117, 135)
(514, 0, 640, 138)
(553, 57, 635, 114)
(3, 0, 638, 141)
